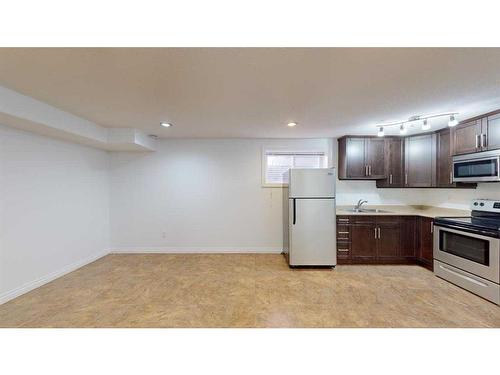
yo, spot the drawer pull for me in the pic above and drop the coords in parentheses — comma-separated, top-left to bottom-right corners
(338, 218, 349, 222)
(438, 264, 488, 287)
(338, 231, 350, 234)
(338, 249, 349, 252)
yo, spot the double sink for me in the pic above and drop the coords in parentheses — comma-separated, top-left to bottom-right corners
(341, 208, 392, 213)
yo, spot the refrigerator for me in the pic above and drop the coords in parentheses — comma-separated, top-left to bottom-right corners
(283, 168, 336, 267)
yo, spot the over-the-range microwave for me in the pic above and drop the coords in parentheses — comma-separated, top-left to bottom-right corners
(453, 149, 500, 182)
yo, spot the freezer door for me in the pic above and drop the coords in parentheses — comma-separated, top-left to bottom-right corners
(289, 198, 336, 266)
(289, 168, 335, 198)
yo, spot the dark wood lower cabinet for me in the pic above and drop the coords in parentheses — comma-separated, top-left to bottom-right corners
(377, 220, 401, 260)
(350, 222, 377, 260)
(400, 216, 417, 258)
(337, 215, 432, 268)
(417, 217, 434, 270)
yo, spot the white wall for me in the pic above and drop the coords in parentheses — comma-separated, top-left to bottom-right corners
(332, 139, 500, 209)
(109, 138, 331, 252)
(0, 124, 110, 303)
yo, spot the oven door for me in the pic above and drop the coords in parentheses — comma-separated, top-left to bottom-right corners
(433, 225, 500, 283)
(452, 155, 500, 182)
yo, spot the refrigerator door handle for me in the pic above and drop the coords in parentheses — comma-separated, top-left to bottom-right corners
(292, 198, 297, 225)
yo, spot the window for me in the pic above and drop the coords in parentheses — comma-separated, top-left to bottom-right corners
(262, 150, 327, 186)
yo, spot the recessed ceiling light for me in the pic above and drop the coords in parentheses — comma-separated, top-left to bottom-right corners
(287, 122, 298, 127)
(422, 119, 431, 131)
(160, 122, 173, 128)
(448, 115, 458, 127)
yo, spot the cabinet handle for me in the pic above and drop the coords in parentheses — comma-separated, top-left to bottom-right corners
(338, 249, 349, 252)
(368, 165, 372, 176)
(476, 134, 480, 148)
(483, 133, 487, 148)
(338, 218, 349, 222)
(430, 222, 434, 234)
(377, 227, 381, 239)
(338, 231, 350, 234)
(405, 173, 408, 185)
(449, 171, 453, 184)
(480, 133, 484, 148)
(374, 228, 377, 239)
(389, 174, 393, 184)
(365, 165, 369, 176)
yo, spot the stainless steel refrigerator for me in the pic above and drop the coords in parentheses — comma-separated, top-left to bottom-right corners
(283, 168, 336, 267)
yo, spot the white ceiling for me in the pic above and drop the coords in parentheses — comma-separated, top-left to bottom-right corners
(1, 48, 500, 138)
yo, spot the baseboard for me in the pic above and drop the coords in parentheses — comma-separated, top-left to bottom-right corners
(111, 246, 283, 254)
(0, 250, 110, 305)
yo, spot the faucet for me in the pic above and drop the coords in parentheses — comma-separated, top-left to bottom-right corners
(355, 199, 368, 210)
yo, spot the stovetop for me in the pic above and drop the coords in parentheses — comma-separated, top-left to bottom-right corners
(434, 199, 500, 237)
(434, 216, 500, 231)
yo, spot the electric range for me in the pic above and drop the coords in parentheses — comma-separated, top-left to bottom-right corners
(433, 199, 500, 304)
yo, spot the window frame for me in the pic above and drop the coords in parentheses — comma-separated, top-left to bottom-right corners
(261, 147, 328, 188)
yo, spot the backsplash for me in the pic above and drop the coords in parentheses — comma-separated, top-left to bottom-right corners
(336, 180, 500, 210)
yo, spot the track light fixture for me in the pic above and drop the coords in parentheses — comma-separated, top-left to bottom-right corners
(375, 112, 458, 137)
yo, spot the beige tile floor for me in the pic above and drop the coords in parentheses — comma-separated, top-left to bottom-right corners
(1, 254, 499, 328)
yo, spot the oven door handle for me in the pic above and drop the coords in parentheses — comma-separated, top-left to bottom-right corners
(433, 223, 500, 239)
(437, 264, 488, 287)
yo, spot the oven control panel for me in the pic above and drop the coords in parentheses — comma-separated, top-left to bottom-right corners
(471, 199, 500, 212)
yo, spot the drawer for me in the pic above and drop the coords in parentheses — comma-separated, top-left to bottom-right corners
(376, 216, 400, 224)
(351, 215, 376, 223)
(337, 224, 350, 240)
(337, 216, 351, 224)
(337, 248, 351, 259)
(337, 242, 351, 258)
(434, 260, 500, 304)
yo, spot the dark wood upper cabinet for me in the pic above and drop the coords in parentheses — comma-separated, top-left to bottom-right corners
(437, 129, 453, 187)
(339, 108, 498, 187)
(376, 137, 404, 188)
(483, 113, 500, 151)
(437, 129, 477, 189)
(338, 137, 386, 179)
(345, 137, 366, 178)
(452, 110, 500, 155)
(405, 133, 436, 187)
(452, 120, 482, 155)
(366, 138, 386, 178)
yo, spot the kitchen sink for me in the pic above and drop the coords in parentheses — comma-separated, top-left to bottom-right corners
(341, 208, 392, 213)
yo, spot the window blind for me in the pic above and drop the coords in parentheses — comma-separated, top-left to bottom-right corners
(265, 151, 326, 184)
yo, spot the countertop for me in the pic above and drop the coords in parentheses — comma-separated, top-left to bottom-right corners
(336, 205, 470, 218)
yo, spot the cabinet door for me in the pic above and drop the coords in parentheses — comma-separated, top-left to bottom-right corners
(366, 138, 386, 179)
(418, 217, 434, 268)
(376, 220, 401, 259)
(350, 223, 377, 260)
(345, 138, 367, 178)
(405, 134, 436, 187)
(400, 216, 417, 258)
(484, 113, 500, 151)
(437, 129, 454, 187)
(452, 120, 481, 155)
(377, 137, 403, 187)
